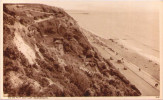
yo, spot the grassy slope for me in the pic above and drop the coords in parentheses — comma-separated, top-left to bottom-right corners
(3, 4, 141, 97)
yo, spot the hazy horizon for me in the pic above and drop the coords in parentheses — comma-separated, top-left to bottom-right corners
(46, 1, 160, 12)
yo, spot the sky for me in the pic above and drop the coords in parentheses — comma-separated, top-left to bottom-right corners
(1, 0, 161, 12)
(45, 1, 160, 12)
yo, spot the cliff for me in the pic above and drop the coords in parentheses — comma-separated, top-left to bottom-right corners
(3, 4, 141, 96)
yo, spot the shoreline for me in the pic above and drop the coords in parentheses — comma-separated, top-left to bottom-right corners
(117, 39, 160, 64)
(82, 28, 160, 96)
(81, 26, 160, 65)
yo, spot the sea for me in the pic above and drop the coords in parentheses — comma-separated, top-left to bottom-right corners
(67, 10, 160, 63)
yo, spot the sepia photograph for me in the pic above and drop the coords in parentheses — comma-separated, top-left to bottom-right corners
(0, 0, 162, 99)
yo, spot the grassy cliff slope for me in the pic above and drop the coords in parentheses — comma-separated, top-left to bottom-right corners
(3, 4, 141, 97)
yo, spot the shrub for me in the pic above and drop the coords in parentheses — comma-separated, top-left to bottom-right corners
(34, 16, 38, 20)
(84, 88, 94, 96)
(108, 79, 116, 85)
(44, 27, 56, 34)
(4, 47, 17, 60)
(18, 83, 39, 96)
(41, 84, 63, 96)
(84, 49, 94, 58)
(105, 59, 114, 68)
(97, 61, 107, 72)
(3, 4, 16, 17)
(39, 77, 49, 87)
(3, 14, 15, 25)
(70, 71, 91, 92)
(58, 24, 67, 35)
(130, 84, 141, 95)
(63, 40, 72, 52)
(19, 17, 33, 26)
(109, 68, 129, 84)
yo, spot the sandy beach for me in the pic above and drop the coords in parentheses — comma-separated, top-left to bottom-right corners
(82, 29, 159, 96)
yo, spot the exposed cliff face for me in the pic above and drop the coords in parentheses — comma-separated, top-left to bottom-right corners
(3, 4, 141, 97)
